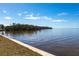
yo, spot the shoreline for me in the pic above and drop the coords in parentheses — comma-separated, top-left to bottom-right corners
(0, 35, 54, 56)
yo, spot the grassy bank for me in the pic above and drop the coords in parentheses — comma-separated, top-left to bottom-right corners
(0, 35, 41, 56)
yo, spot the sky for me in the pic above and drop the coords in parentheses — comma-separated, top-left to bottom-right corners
(0, 3, 79, 28)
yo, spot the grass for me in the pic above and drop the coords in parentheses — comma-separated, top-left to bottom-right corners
(0, 35, 41, 56)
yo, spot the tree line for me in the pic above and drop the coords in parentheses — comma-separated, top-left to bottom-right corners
(5, 23, 52, 31)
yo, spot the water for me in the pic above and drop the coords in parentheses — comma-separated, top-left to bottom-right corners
(0, 28, 79, 56)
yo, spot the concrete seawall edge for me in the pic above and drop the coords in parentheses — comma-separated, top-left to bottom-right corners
(0, 35, 55, 56)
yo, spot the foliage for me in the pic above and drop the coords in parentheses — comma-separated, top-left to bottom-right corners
(5, 23, 52, 31)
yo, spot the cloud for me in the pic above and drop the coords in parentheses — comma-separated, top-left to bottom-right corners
(23, 11, 28, 14)
(57, 12, 68, 16)
(24, 13, 66, 23)
(17, 11, 28, 16)
(41, 16, 52, 20)
(18, 13, 22, 16)
(52, 19, 66, 22)
(4, 16, 12, 20)
(24, 14, 52, 20)
(25, 14, 40, 20)
(2, 10, 7, 13)
(25, 16, 40, 20)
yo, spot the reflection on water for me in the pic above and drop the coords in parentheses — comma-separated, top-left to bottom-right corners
(0, 28, 79, 56)
(5, 30, 39, 35)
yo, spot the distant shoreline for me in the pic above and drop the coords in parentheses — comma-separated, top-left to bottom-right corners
(5, 23, 52, 31)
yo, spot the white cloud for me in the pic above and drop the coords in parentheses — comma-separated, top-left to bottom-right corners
(52, 19, 65, 22)
(25, 16, 40, 20)
(23, 11, 28, 14)
(4, 16, 12, 20)
(18, 13, 22, 16)
(24, 14, 52, 20)
(26, 13, 33, 17)
(24, 13, 66, 22)
(57, 12, 68, 16)
(41, 16, 52, 20)
(2, 10, 7, 13)
(25, 14, 40, 20)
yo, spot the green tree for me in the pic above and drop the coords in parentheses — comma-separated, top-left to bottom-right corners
(1, 25, 5, 30)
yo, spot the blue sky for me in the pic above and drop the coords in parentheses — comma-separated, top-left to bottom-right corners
(0, 3, 79, 28)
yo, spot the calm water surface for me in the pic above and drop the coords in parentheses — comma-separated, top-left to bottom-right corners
(0, 28, 79, 56)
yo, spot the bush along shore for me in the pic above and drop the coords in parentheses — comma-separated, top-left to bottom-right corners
(5, 23, 52, 31)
